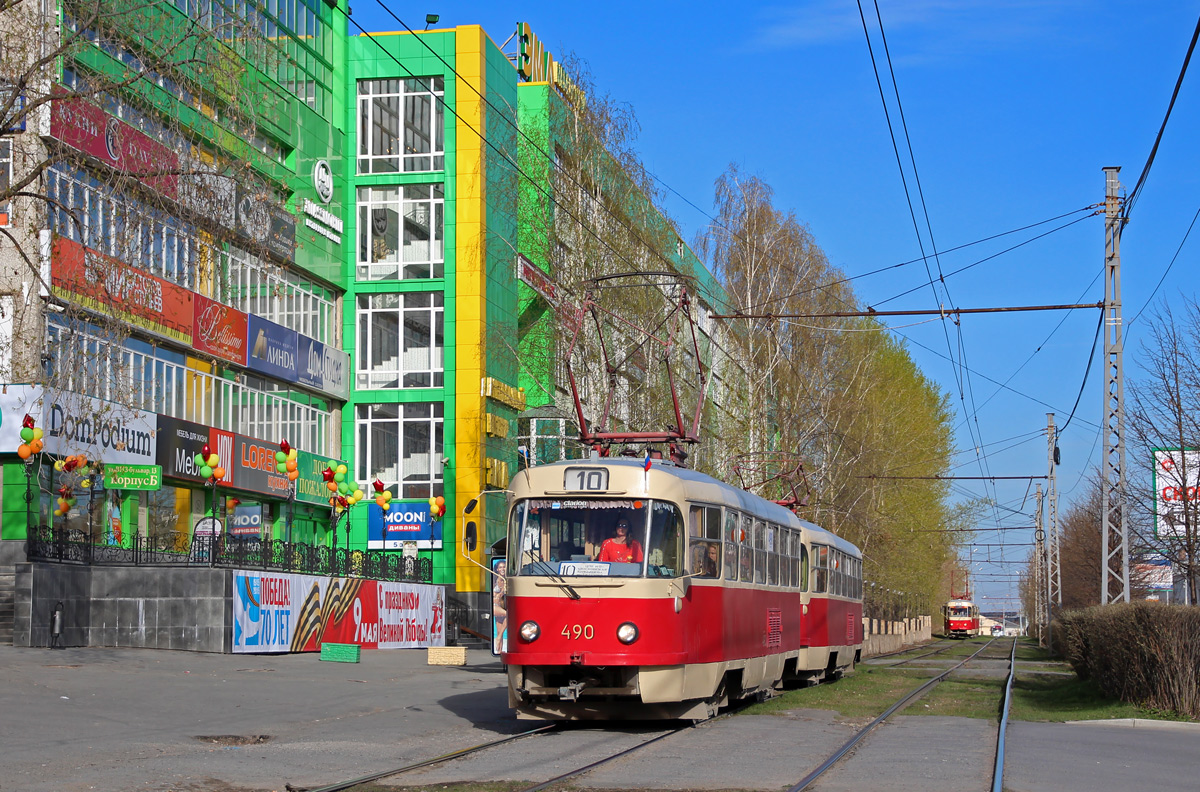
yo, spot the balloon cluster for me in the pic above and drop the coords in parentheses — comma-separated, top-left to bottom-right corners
(53, 485, 76, 517)
(53, 453, 90, 479)
(323, 462, 364, 513)
(226, 497, 241, 512)
(16, 415, 44, 460)
(51, 452, 100, 518)
(192, 443, 225, 483)
(371, 478, 393, 510)
(428, 494, 446, 521)
(274, 439, 299, 481)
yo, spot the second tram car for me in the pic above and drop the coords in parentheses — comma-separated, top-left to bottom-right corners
(500, 456, 864, 720)
(943, 599, 980, 638)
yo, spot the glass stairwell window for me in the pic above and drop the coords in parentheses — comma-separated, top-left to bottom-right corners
(357, 184, 444, 280)
(357, 77, 444, 174)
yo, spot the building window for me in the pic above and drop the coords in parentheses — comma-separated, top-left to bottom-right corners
(357, 184, 444, 280)
(357, 402, 443, 499)
(357, 77, 444, 174)
(0, 139, 10, 227)
(356, 292, 443, 389)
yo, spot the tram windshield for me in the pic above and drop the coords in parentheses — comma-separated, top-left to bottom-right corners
(949, 606, 972, 617)
(508, 498, 684, 578)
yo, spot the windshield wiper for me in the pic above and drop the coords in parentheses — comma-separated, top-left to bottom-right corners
(524, 551, 581, 600)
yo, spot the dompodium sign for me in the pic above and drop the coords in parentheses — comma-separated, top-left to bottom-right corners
(103, 463, 162, 491)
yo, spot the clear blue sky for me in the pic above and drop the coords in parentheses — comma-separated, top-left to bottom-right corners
(355, 1, 1200, 612)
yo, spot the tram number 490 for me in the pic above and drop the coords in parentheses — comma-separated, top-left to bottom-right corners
(564, 466, 609, 491)
(561, 624, 594, 640)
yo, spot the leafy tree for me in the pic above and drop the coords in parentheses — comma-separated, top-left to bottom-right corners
(696, 164, 960, 612)
(1123, 300, 1200, 603)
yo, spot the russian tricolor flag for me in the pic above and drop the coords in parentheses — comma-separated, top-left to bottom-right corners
(643, 453, 652, 471)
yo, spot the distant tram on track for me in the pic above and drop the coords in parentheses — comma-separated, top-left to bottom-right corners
(943, 599, 980, 638)
(500, 457, 864, 720)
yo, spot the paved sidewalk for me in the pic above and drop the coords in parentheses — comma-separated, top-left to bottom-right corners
(0, 644, 511, 792)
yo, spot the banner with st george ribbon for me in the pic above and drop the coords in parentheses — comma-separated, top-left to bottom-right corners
(232, 570, 445, 653)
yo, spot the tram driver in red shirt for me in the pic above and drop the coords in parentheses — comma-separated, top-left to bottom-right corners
(597, 517, 644, 563)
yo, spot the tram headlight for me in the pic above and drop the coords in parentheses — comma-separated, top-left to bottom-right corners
(616, 622, 639, 644)
(519, 620, 540, 642)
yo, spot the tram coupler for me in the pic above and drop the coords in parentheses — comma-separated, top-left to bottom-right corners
(557, 681, 587, 701)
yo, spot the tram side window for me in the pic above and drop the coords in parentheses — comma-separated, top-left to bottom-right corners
(779, 530, 792, 587)
(724, 510, 740, 579)
(833, 549, 844, 596)
(689, 505, 722, 577)
(753, 519, 767, 584)
(766, 524, 778, 585)
(799, 542, 809, 591)
(739, 514, 754, 582)
(812, 544, 828, 593)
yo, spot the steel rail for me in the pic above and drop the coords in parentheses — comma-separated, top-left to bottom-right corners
(785, 637, 999, 792)
(875, 640, 959, 666)
(514, 725, 689, 792)
(992, 637, 1019, 792)
(867, 637, 951, 660)
(302, 724, 558, 792)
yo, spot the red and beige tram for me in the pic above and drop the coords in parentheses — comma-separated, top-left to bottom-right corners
(943, 599, 980, 638)
(500, 457, 864, 720)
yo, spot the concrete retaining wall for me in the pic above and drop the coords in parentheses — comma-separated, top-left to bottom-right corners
(13, 562, 231, 652)
(862, 615, 932, 657)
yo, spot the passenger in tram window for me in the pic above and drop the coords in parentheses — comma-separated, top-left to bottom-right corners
(693, 541, 719, 577)
(597, 517, 644, 563)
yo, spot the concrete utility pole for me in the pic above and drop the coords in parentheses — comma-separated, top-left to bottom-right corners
(1100, 167, 1131, 604)
(1047, 413, 1061, 611)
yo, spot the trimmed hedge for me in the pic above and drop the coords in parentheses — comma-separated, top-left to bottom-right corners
(1054, 602, 1200, 719)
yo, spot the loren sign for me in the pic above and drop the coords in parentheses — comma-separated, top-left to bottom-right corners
(103, 463, 162, 491)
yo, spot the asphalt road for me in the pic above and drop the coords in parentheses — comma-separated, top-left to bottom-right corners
(0, 645, 1195, 792)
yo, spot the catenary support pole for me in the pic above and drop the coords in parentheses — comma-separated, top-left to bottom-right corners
(1100, 167, 1130, 603)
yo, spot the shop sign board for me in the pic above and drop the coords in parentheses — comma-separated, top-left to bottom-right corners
(235, 185, 296, 263)
(294, 449, 335, 505)
(297, 336, 349, 400)
(247, 314, 299, 383)
(1153, 448, 1200, 538)
(233, 434, 291, 498)
(51, 236, 194, 345)
(193, 294, 248, 366)
(49, 91, 179, 196)
(232, 570, 446, 653)
(43, 392, 157, 466)
(154, 415, 232, 487)
(155, 414, 210, 482)
(194, 516, 222, 536)
(229, 505, 263, 536)
(368, 501, 440, 549)
(103, 463, 162, 491)
(517, 253, 558, 304)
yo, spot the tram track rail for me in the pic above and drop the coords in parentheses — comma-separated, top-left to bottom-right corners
(785, 636, 1019, 792)
(303, 724, 559, 792)
(872, 638, 960, 666)
(300, 695, 763, 792)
